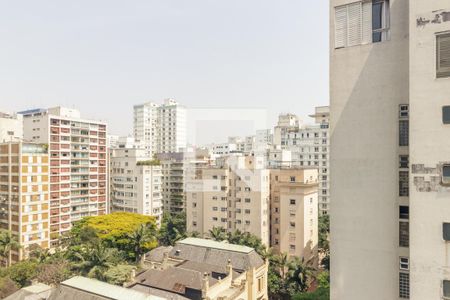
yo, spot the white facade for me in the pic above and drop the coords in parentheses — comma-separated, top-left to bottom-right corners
(133, 99, 186, 157)
(275, 107, 330, 215)
(0, 112, 23, 142)
(109, 147, 163, 225)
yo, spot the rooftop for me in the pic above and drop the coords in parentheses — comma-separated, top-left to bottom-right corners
(177, 238, 254, 254)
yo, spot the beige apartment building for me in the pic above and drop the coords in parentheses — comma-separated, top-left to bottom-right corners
(187, 155, 271, 246)
(109, 146, 163, 225)
(20, 107, 107, 247)
(0, 142, 49, 263)
(270, 168, 318, 263)
(331, 0, 450, 299)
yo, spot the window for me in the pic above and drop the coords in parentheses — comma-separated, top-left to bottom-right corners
(443, 106, 450, 124)
(245, 198, 251, 203)
(399, 221, 409, 247)
(399, 155, 409, 169)
(399, 104, 409, 118)
(290, 176, 296, 182)
(399, 120, 409, 146)
(399, 171, 409, 197)
(443, 223, 450, 241)
(399, 206, 409, 220)
(372, 0, 390, 43)
(399, 257, 409, 271)
(290, 199, 296, 205)
(290, 222, 296, 228)
(213, 207, 218, 211)
(257, 276, 264, 293)
(437, 33, 450, 78)
(443, 280, 450, 299)
(334, 1, 389, 48)
(245, 209, 250, 214)
(443, 165, 450, 185)
(399, 272, 409, 298)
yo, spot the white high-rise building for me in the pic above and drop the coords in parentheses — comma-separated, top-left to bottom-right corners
(133, 99, 186, 157)
(0, 112, 22, 142)
(274, 107, 330, 215)
(109, 143, 163, 225)
(330, 0, 450, 299)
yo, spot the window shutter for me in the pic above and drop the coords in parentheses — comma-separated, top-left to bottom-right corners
(437, 33, 450, 78)
(362, 2, 372, 44)
(335, 6, 347, 48)
(347, 2, 362, 47)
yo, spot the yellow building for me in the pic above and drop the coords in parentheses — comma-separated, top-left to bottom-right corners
(0, 142, 49, 263)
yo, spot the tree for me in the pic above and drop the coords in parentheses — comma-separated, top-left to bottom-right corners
(158, 212, 186, 246)
(104, 264, 135, 285)
(35, 260, 72, 285)
(318, 214, 330, 270)
(68, 212, 157, 261)
(71, 242, 123, 281)
(128, 224, 158, 263)
(292, 271, 330, 300)
(209, 227, 227, 241)
(5, 260, 38, 287)
(0, 230, 20, 267)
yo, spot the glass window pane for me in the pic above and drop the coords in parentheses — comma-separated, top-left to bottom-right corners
(372, 3, 383, 30)
(443, 106, 450, 124)
(444, 280, 450, 297)
(443, 165, 450, 178)
(373, 32, 382, 43)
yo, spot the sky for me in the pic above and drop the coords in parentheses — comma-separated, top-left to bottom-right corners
(0, 1, 329, 144)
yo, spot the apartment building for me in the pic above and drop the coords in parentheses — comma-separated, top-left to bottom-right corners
(186, 155, 271, 246)
(331, 0, 450, 299)
(270, 168, 318, 264)
(275, 107, 330, 215)
(109, 145, 163, 225)
(0, 112, 22, 142)
(0, 142, 49, 263)
(20, 107, 107, 247)
(133, 99, 186, 157)
(133, 238, 269, 300)
(157, 151, 210, 215)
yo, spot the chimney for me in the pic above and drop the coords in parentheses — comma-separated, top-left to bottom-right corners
(202, 272, 209, 297)
(227, 259, 233, 276)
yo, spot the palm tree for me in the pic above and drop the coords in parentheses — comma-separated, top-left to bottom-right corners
(128, 224, 157, 263)
(272, 252, 290, 280)
(287, 256, 315, 292)
(0, 229, 20, 267)
(208, 226, 227, 241)
(72, 243, 121, 280)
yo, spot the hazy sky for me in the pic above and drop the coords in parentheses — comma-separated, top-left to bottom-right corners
(0, 1, 329, 144)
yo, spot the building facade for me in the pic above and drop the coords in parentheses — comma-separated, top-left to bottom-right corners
(186, 155, 271, 246)
(0, 142, 49, 262)
(329, 0, 450, 299)
(0, 112, 22, 143)
(21, 107, 107, 247)
(134, 238, 269, 300)
(133, 99, 186, 157)
(270, 168, 318, 263)
(109, 147, 163, 225)
(275, 107, 330, 215)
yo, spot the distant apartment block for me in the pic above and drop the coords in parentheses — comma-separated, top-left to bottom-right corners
(158, 151, 210, 215)
(270, 168, 318, 263)
(132, 238, 269, 300)
(133, 99, 186, 157)
(275, 107, 330, 215)
(20, 107, 107, 247)
(0, 142, 49, 262)
(186, 155, 271, 246)
(330, 0, 450, 299)
(0, 112, 23, 142)
(109, 140, 163, 225)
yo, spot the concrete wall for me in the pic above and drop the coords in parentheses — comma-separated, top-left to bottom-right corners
(330, 0, 410, 299)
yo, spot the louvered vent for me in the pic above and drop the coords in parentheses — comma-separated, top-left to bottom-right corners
(437, 33, 450, 78)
